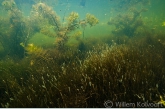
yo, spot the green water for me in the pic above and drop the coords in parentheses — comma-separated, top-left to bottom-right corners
(0, 0, 165, 108)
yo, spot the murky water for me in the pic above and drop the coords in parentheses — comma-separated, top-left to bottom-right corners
(0, 0, 165, 108)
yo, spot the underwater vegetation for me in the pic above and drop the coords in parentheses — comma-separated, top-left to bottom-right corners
(1, 35, 165, 107)
(0, 0, 165, 108)
(0, 0, 26, 58)
(30, 2, 98, 50)
(0, 0, 99, 59)
(107, 8, 147, 37)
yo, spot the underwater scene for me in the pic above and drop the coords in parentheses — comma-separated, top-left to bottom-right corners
(0, 0, 165, 108)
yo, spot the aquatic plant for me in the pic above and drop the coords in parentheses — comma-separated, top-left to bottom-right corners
(162, 22, 165, 27)
(0, 0, 32, 58)
(40, 26, 56, 37)
(0, 1, 99, 58)
(158, 96, 165, 107)
(2, 0, 16, 10)
(86, 13, 99, 27)
(31, 2, 61, 31)
(30, 2, 99, 50)
(67, 12, 79, 28)
(1, 0, 165, 108)
(24, 43, 43, 55)
(107, 8, 147, 37)
(1, 35, 165, 107)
